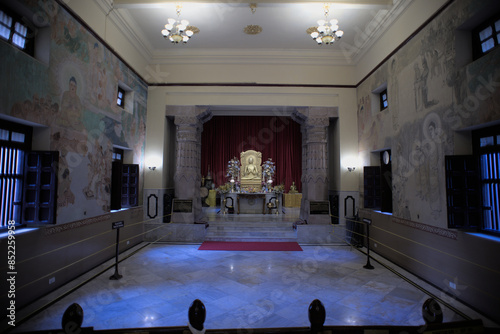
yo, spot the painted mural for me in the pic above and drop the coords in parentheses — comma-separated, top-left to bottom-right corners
(357, 0, 500, 226)
(1, 0, 147, 224)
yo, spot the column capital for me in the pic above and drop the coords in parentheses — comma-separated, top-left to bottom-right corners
(306, 116, 330, 128)
(174, 115, 200, 126)
(168, 105, 212, 126)
(292, 106, 337, 127)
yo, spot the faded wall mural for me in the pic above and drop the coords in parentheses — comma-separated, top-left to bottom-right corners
(357, 0, 500, 226)
(0, 0, 147, 224)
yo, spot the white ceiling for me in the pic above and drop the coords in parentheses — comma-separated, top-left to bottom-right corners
(109, 0, 412, 64)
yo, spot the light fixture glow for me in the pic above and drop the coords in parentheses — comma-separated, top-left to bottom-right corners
(343, 154, 359, 172)
(146, 154, 162, 171)
(161, 5, 198, 44)
(308, 4, 343, 45)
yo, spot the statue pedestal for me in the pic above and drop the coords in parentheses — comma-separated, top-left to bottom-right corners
(283, 193, 302, 207)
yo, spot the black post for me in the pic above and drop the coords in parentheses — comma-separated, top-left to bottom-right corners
(308, 299, 326, 334)
(110, 221, 124, 280)
(363, 218, 374, 270)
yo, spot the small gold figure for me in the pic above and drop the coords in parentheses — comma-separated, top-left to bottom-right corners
(289, 181, 298, 194)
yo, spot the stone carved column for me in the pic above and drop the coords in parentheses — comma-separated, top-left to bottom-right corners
(174, 116, 203, 222)
(301, 116, 329, 223)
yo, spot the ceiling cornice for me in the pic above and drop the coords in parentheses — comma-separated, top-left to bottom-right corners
(348, 0, 413, 63)
(102, 0, 409, 68)
(93, 0, 153, 62)
(113, 0, 394, 7)
(150, 49, 355, 66)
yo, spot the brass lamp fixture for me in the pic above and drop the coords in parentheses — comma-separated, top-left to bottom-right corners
(161, 5, 199, 44)
(307, 3, 343, 45)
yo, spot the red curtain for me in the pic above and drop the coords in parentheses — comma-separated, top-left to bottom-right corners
(201, 116, 302, 192)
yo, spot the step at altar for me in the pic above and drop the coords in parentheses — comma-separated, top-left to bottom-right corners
(204, 221, 297, 242)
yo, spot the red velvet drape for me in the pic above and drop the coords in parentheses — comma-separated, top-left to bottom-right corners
(201, 116, 302, 192)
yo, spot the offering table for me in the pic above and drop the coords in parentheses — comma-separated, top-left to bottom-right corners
(223, 193, 282, 214)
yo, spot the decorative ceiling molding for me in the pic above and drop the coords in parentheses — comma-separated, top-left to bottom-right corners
(150, 49, 354, 66)
(113, 0, 394, 7)
(92, 0, 153, 61)
(347, 0, 413, 63)
(96, 0, 403, 67)
(65, 0, 440, 85)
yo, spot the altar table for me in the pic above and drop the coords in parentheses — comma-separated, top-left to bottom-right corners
(223, 193, 282, 214)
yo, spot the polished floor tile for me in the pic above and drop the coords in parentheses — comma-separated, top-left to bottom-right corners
(12, 240, 496, 332)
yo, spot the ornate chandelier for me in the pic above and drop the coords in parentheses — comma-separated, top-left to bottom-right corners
(161, 5, 198, 44)
(308, 4, 343, 45)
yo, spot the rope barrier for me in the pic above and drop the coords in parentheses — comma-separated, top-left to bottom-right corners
(329, 213, 500, 276)
(327, 214, 500, 304)
(0, 213, 173, 271)
(5, 208, 499, 328)
(317, 216, 479, 320)
(370, 224, 500, 275)
(1, 214, 174, 297)
(11, 222, 178, 329)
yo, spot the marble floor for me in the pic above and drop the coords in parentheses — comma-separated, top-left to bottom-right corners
(9, 208, 499, 332)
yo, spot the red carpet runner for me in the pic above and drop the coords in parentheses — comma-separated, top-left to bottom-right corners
(198, 241, 303, 251)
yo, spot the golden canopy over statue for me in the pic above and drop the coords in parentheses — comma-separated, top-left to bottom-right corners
(240, 150, 262, 190)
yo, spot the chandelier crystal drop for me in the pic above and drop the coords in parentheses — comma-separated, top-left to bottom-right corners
(161, 5, 196, 44)
(310, 4, 343, 45)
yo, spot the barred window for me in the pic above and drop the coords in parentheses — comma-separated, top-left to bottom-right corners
(0, 6, 34, 56)
(380, 89, 388, 111)
(0, 121, 32, 227)
(473, 13, 500, 60)
(446, 125, 500, 235)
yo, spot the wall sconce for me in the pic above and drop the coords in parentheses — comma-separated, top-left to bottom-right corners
(347, 167, 356, 172)
(149, 166, 156, 171)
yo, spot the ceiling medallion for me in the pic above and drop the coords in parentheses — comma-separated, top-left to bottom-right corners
(306, 27, 318, 35)
(244, 3, 262, 35)
(244, 25, 262, 35)
(187, 26, 200, 35)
